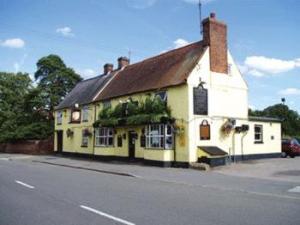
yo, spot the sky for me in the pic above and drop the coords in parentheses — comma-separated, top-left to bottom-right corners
(0, 0, 299, 112)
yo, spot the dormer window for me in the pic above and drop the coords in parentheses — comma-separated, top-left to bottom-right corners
(155, 91, 167, 102)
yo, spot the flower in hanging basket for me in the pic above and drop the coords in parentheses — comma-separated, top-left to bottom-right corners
(174, 124, 185, 135)
(220, 120, 234, 137)
(83, 128, 92, 137)
(66, 128, 74, 138)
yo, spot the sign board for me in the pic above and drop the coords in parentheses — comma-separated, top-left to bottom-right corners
(193, 88, 208, 115)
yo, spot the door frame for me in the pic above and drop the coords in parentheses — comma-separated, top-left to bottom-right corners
(128, 130, 137, 160)
(56, 130, 63, 153)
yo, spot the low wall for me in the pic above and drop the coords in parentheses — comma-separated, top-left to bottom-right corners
(0, 137, 54, 155)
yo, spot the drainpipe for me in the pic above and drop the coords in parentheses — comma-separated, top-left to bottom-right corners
(174, 133, 176, 165)
(231, 131, 236, 163)
(93, 104, 97, 155)
(241, 131, 248, 161)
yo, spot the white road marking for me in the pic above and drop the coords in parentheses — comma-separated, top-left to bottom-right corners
(288, 186, 300, 193)
(80, 205, 135, 225)
(15, 180, 35, 189)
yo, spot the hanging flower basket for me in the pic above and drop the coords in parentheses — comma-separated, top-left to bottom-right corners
(66, 128, 74, 138)
(174, 124, 185, 135)
(220, 120, 234, 137)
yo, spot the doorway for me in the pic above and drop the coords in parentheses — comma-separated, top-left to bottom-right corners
(128, 131, 137, 160)
(57, 130, 63, 153)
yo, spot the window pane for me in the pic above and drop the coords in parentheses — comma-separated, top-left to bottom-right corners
(165, 136, 173, 149)
(255, 126, 261, 133)
(108, 137, 113, 146)
(255, 134, 261, 140)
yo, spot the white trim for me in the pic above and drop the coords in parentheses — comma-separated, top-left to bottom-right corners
(92, 70, 122, 101)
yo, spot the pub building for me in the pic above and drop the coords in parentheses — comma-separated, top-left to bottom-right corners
(54, 13, 281, 167)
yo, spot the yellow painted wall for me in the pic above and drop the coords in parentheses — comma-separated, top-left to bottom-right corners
(54, 105, 96, 154)
(54, 84, 191, 163)
(191, 117, 281, 160)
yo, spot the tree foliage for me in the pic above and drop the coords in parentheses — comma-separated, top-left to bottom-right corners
(249, 104, 300, 137)
(0, 55, 82, 142)
(34, 54, 82, 112)
(0, 72, 52, 142)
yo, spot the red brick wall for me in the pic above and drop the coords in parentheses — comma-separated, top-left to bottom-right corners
(0, 137, 54, 155)
(202, 15, 228, 74)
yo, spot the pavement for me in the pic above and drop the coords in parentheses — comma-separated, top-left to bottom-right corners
(0, 153, 300, 225)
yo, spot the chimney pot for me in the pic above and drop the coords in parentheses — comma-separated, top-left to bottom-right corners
(210, 12, 216, 19)
(118, 56, 130, 69)
(103, 63, 114, 75)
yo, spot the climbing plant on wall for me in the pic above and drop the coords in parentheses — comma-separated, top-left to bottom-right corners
(93, 96, 174, 127)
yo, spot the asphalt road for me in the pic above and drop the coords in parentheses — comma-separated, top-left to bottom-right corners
(0, 158, 300, 225)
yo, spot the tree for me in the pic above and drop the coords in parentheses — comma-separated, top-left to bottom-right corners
(0, 72, 45, 141)
(0, 55, 82, 142)
(249, 104, 300, 137)
(34, 54, 82, 113)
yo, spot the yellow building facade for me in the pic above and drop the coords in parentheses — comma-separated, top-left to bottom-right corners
(54, 14, 281, 167)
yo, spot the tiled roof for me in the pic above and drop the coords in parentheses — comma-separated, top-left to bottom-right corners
(95, 41, 205, 101)
(55, 72, 115, 110)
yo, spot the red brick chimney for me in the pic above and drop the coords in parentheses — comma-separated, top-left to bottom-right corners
(103, 63, 114, 75)
(117, 57, 130, 69)
(202, 12, 228, 74)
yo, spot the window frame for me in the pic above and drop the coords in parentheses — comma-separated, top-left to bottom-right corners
(254, 124, 263, 144)
(145, 124, 174, 150)
(103, 101, 111, 109)
(95, 127, 114, 147)
(82, 106, 89, 122)
(56, 111, 62, 125)
(81, 130, 89, 147)
(155, 91, 167, 103)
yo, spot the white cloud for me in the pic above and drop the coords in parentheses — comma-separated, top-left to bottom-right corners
(76, 68, 96, 79)
(160, 38, 190, 54)
(126, 0, 157, 9)
(278, 88, 300, 96)
(248, 69, 265, 77)
(56, 27, 74, 37)
(240, 56, 300, 77)
(173, 38, 190, 48)
(0, 38, 25, 48)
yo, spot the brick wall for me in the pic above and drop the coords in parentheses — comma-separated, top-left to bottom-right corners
(202, 13, 228, 74)
(0, 137, 54, 154)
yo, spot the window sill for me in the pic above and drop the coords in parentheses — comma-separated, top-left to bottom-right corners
(69, 121, 80, 124)
(145, 148, 174, 150)
(82, 120, 88, 123)
(57, 123, 62, 125)
(95, 145, 114, 148)
(254, 141, 264, 144)
(81, 145, 88, 148)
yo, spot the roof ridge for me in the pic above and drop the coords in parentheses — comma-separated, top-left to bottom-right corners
(123, 41, 202, 69)
(78, 41, 201, 82)
(79, 70, 119, 83)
